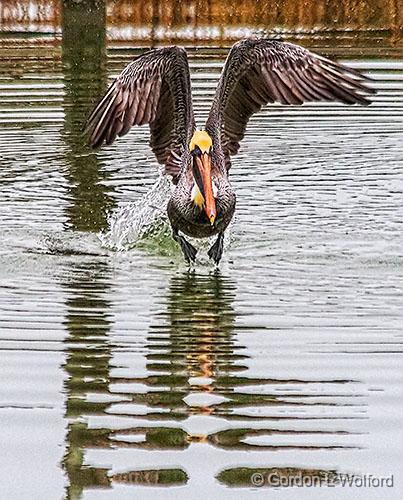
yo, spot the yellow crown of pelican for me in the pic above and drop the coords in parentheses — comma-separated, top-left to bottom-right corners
(189, 130, 213, 154)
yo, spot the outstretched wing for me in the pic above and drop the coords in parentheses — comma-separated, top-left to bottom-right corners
(86, 46, 195, 180)
(206, 39, 375, 169)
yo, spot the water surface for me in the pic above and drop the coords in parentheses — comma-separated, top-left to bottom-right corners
(0, 4, 403, 499)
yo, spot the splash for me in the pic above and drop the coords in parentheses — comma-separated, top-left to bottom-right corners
(99, 173, 234, 262)
(99, 174, 174, 251)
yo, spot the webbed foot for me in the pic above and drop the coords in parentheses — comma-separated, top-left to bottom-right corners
(172, 228, 197, 264)
(208, 232, 224, 265)
(179, 237, 197, 263)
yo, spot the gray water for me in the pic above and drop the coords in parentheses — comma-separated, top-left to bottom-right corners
(1, 18, 403, 500)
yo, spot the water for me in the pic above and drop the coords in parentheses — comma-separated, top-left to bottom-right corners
(1, 3, 403, 499)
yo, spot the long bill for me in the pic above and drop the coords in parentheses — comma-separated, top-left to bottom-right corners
(195, 153, 217, 226)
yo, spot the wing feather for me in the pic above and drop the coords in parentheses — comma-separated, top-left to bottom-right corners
(206, 39, 375, 169)
(86, 46, 195, 181)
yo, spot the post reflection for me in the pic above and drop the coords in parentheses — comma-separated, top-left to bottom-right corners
(60, 2, 115, 498)
(62, 260, 113, 499)
(61, 0, 114, 232)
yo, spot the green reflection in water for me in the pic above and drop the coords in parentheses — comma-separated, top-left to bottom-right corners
(60, 3, 116, 497)
(62, 260, 113, 499)
(61, 0, 114, 232)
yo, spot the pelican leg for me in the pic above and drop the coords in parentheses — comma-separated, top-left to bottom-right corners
(208, 232, 224, 265)
(172, 228, 197, 263)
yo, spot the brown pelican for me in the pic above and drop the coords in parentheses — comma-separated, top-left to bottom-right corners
(86, 38, 374, 265)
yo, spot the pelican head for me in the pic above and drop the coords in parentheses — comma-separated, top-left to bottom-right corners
(189, 130, 216, 226)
